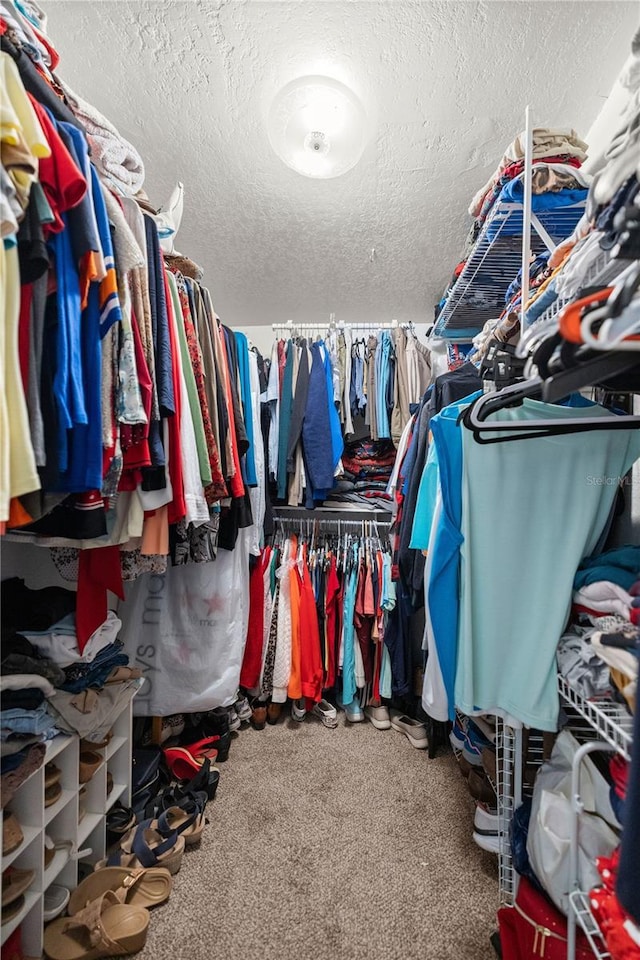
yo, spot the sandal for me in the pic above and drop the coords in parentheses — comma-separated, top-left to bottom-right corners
(43, 890, 149, 960)
(68, 867, 172, 915)
(154, 796, 206, 848)
(176, 756, 220, 802)
(162, 747, 209, 781)
(179, 736, 221, 760)
(106, 805, 136, 847)
(96, 823, 185, 876)
(79, 751, 103, 784)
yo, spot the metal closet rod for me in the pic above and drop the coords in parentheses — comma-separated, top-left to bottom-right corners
(271, 317, 407, 332)
(274, 516, 391, 534)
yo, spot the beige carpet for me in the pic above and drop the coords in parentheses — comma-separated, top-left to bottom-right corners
(139, 715, 499, 960)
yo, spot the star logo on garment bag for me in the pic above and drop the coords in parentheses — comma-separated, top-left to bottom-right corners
(203, 593, 225, 616)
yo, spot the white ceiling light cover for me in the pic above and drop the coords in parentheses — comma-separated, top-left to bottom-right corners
(268, 75, 370, 179)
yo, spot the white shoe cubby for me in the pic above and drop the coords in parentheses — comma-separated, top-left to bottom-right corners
(1, 685, 137, 958)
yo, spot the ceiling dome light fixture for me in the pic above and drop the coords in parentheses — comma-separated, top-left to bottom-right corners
(268, 76, 369, 180)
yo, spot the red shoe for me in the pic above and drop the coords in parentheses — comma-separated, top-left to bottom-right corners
(179, 737, 220, 760)
(163, 747, 211, 781)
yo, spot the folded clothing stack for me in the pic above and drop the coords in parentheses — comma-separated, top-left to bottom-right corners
(1, 581, 139, 750)
(329, 439, 396, 512)
(573, 545, 640, 624)
(20, 611, 130, 693)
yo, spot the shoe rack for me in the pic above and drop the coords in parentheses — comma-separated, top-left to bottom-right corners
(1, 684, 138, 958)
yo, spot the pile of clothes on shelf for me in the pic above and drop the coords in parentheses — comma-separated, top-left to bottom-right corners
(468, 127, 589, 232)
(1, 577, 141, 808)
(325, 438, 395, 512)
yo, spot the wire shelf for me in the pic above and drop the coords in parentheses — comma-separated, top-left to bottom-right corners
(569, 890, 612, 959)
(497, 718, 517, 906)
(521, 248, 628, 343)
(434, 199, 585, 339)
(558, 675, 633, 761)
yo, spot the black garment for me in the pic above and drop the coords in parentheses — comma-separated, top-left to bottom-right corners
(1, 689, 46, 711)
(19, 493, 107, 540)
(1, 579, 76, 633)
(286, 340, 310, 473)
(215, 326, 253, 545)
(17, 192, 49, 284)
(2, 653, 66, 688)
(384, 592, 412, 697)
(221, 324, 249, 460)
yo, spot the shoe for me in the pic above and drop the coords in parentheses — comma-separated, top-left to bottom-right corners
(340, 698, 364, 723)
(458, 755, 474, 779)
(235, 696, 252, 723)
(472, 831, 501, 854)
(449, 715, 491, 765)
(311, 700, 338, 728)
(291, 699, 306, 722)
(189, 710, 229, 738)
(43, 885, 70, 922)
(141, 715, 184, 746)
(390, 710, 428, 749)
(364, 705, 391, 730)
(182, 732, 230, 763)
(474, 804, 499, 835)
(251, 701, 268, 730)
(44, 890, 150, 960)
(210, 706, 239, 733)
(467, 769, 497, 806)
(163, 747, 209, 781)
(68, 867, 172, 915)
(266, 702, 282, 725)
(482, 746, 497, 782)
(45, 781, 63, 808)
(2, 813, 23, 856)
(2, 867, 35, 909)
(79, 750, 103, 784)
(96, 823, 185, 876)
(45, 764, 62, 790)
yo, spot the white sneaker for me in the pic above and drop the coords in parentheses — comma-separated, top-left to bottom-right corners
(228, 707, 241, 732)
(390, 710, 429, 749)
(472, 831, 501, 854)
(291, 699, 306, 722)
(234, 696, 252, 723)
(339, 698, 364, 723)
(474, 804, 499, 834)
(311, 699, 338, 728)
(364, 705, 391, 730)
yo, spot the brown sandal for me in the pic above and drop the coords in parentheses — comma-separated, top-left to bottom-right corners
(79, 751, 103, 784)
(43, 890, 149, 959)
(68, 867, 172, 915)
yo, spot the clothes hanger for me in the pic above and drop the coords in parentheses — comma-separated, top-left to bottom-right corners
(461, 360, 640, 443)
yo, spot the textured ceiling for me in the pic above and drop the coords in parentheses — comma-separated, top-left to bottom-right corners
(47, 0, 638, 328)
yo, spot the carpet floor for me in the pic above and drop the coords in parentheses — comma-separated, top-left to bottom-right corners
(139, 715, 499, 960)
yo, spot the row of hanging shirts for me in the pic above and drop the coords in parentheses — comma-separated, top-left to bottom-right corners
(239, 521, 397, 715)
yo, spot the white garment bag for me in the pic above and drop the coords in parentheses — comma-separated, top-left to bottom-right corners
(118, 531, 251, 715)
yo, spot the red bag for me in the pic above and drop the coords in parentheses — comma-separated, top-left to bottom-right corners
(498, 877, 593, 959)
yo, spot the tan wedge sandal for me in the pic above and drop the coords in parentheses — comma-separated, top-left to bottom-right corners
(153, 801, 206, 848)
(43, 890, 149, 960)
(68, 866, 172, 915)
(94, 824, 185, 876)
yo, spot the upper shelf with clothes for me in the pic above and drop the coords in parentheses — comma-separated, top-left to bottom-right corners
(434, 191, 587, 341)
(434, 128, 591, 342)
